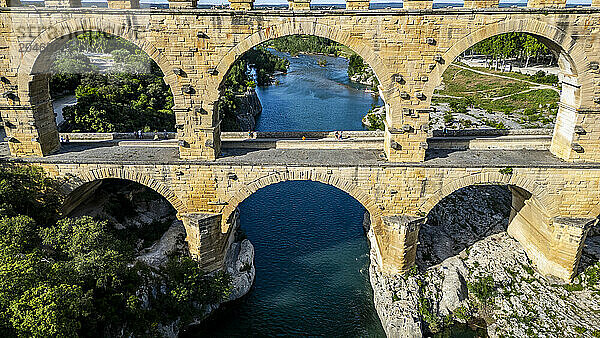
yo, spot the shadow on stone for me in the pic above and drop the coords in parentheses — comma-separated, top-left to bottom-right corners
(578, 217, 600, 273)
(417, 185, 512, 269)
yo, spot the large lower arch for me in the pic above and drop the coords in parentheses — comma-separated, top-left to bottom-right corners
(219, 170, 382, 233)
(214, 21, 394, 103)
(418, 171, 554, 216)
(61, 168, 185, 215)
(419, 172, 590, 281)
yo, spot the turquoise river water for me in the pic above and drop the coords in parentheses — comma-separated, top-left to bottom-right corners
(186, 51, 483, 337)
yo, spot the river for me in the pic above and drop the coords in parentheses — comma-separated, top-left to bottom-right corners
(185, 52, 386, 336)
(254, 49, 382, 131)
(188, 181, 384, 336)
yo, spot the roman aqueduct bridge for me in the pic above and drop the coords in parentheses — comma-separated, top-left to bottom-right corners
(0, 0, 600, 281)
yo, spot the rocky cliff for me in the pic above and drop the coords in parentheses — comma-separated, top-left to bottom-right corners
(234, 89, 262, 131)
(350, 66, 378, 88)
(69, 182, 256, 337)
(368, 186, 600, 337)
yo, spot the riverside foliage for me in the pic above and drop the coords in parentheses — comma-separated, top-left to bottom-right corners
(218, 46, 290, 131)
(0, 166, 232, 336)
(265, 35, 341, 56)
(50, 32, 175, 133)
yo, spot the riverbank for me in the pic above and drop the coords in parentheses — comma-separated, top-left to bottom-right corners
(367, 187, 600, 337)
(69, 182, 256, 337)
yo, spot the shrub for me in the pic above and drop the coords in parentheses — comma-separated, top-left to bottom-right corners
(468, 275, 497, 305)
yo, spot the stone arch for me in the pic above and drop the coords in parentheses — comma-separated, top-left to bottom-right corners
(61, 167, 185, 214)
(15, 19, 181, 153)
(214, 21, 394, 102)
(219, 170, 382, 233)
(425, 19, 592, 108)
(18, 18, 176, 91)
(419, 171, 555, 217)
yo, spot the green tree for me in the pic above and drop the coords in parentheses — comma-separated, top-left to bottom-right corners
(9, 284, 90, 338)
(348, 53, 366, 77)
(0, 166, 61, 225)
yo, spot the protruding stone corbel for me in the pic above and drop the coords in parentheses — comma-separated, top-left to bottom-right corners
(393, 74, 404, 84)
(182, 85, 195, 95)
(574, 125, 586, 135)
(390, 140, 402, 150)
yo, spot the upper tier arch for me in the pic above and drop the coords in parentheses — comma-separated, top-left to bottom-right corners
(17, 18, 178, 96)
(425, 18, 591, 107)
(214, 21, 394, 101)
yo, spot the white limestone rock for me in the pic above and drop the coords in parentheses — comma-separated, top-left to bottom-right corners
(225, 238, 256, 301)
(438, 258, 468, 316)
(136, 220, 186, 267)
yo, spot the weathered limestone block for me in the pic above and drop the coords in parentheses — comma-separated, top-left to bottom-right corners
(229, 0, 254, 10)
(554, 109, 600, 163)
(288, 0, 310, 10)
(168, 0, 196, 8)
(107, 0, 140, 9)
(528, 0, 566, 7)
(3, 106, 60, 157)
(402, 0, 432, 9)
(180, 213, 229, 272)
(384, 128, 427, 162)
(44, 0, 81, 7)
(508, 186, 595, 281)
(346, 0, 369, 10)
(464, 0, 499, 8)
(178, 122, 220, 161)
(374, 215, 424, 274)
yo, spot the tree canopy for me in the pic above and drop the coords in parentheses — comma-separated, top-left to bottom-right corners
(0, 167, 232, 336)
(50, 32, 175, 133)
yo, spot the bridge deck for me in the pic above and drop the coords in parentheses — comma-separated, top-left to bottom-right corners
(2, 141, 600, 168)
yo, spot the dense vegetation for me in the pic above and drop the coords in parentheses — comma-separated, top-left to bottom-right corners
(467, 32, 556, 70)
(265, 35, 342, 57)
(363, 105, 385, 131)
(0, 166, 231, 336)
(347, 54, 367, 78)
(51, 32, 175, 133)
(50, 33, 377, 133)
